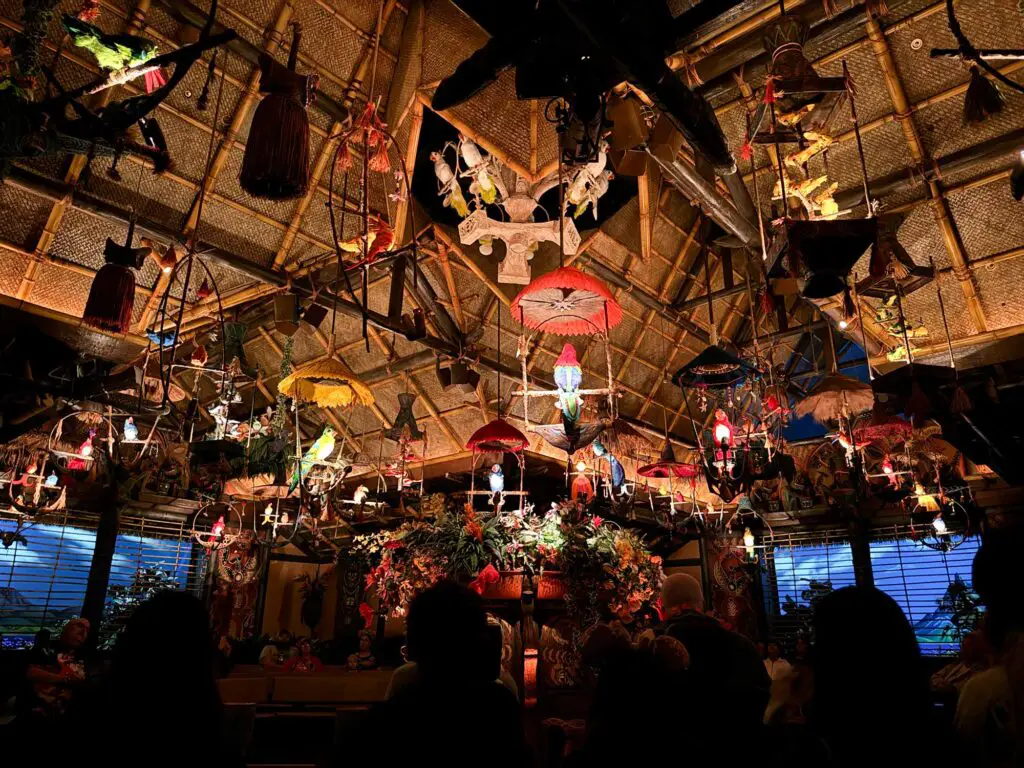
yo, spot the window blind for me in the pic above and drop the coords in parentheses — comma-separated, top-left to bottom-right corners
(0, 509, 97, 645)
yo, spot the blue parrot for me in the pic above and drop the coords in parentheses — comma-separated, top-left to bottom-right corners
(146, 330, 177, 348)
(289, 426, 336, 495)
(488, 463, 504, 494)
(123, 417, 138, 442)
(553, 343, 583, 432)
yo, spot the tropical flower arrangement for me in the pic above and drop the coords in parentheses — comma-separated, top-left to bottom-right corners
(350, 501, 663, 622)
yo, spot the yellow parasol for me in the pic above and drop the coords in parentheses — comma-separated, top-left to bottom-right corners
(278, 357, 374, 408)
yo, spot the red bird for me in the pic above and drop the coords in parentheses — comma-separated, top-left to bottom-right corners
(210, 515, 226, 539)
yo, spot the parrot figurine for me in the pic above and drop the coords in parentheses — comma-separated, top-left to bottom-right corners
(210, 515, 226, 539)
(592, 437, 626, 496)
(338, 219, 395, 269)
(45, 471, 59, 487)
(122, 417, 138, 442)
(62, 14, 158, 73)
(553, 343, 583, 433)
(289, 426, 336, 495)
(432, 151, 470, 217)
(487, 463, 504, 494)
(146, 330, 177, 348)
(571, 469, 594, 504)
(353, 485, 369, 505)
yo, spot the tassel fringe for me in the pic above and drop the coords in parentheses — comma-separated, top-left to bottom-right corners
(951, 384, 972, 414)
(842, 287, 856, 323)
(822, 0, 840, 19)
(963, 65, 1004, 125)
(240, 92, 310, 200)
(83, 263, 135, 333)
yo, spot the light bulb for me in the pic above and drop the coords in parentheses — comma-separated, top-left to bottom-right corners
(839, 319, 849, 330)
(80, 442, 93, 457)
(575, 460, 587, 473)
(743, 527, 755, 550)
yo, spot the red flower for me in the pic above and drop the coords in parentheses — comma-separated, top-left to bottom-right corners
(591, 516, 604, 527)
(358, 602, 374, 627)
(384, 540, 402, 549)
(464, 521, 483, 541)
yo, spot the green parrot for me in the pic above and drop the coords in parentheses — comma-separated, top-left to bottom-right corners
(62, 15, 158, 71)
(289, 426, 336, 495)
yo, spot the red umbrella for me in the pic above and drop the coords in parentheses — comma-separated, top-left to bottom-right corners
(511, 267, 622, 336)
(637, 443, 700, 480)
(466, 418, 529, 454)
(853, 409, 913, 444)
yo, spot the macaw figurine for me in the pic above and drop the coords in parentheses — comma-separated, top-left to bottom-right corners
(881, 457, 899, 488)
(288, 426, 336, 495)
(210, 515, 226, 539)
(553, 343, 583, 433)
(353, 485, 369, 505)
(488, 463, 504, 494)
(123, 417, 138, 442)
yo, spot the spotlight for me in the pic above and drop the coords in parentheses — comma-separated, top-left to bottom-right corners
(839, 319, 849, 330)
(159, 245, 178, 274)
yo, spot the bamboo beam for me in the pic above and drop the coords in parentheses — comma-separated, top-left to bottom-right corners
(865, 12, 987, 335)
(16, 0, 154, 304)
(136, 0, 295, 332)
(869, 321, 1024, 365)
(435, 244, 465, 331)
(0, 294, 150, 347)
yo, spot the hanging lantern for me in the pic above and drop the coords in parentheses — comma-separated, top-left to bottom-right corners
(466, 418, 528, 454)
(278, 357, 374, 409)
(712, 409, 733, 448)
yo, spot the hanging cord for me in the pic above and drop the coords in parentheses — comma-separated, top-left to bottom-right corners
(557, 114, 566, 268)
(927, 253, 957, 373)
(164, 47, 227, 406)
(698, 208, 718, 346)
(850, 274, 874, 381)
(496, 298, 502, 417)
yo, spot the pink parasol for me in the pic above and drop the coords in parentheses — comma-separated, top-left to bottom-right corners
(466, 418, 529, 454)
(511, 267, 622, 336)
(637, 443, 700, 480)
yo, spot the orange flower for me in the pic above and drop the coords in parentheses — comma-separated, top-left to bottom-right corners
(464, 521, 483, 541)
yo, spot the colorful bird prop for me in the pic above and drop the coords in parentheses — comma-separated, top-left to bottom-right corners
(488, 463, 504, 494)
(571, 463, 594, 504)
(62, 14, 158, 71)
(122, 417, 138, 442)
(288, 426, 336, 495)
(469, 564, 501, 595)
(338, 219, 396, 270)
(432, 151, 470, 217)
(210, 515, 226, 539)
(353, 485, 369, 505)
(592, 437, 626, 494)
(553, 343, 583, 432)
(45, 471, 59, 487)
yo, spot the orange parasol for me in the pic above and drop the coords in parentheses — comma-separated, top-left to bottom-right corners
(511, 267, 622, 336)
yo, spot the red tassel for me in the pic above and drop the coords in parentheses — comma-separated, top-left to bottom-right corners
(83, 263, 135, 333)
(368, 142, 391, 173)
(842, 287, 856, 323)
(763, 79, 776, 105)
(144, 67, 167, 94)
(740, 139, 753, 161)
(951, 384, 972, 414)
(335, 141, 353, 172)
(76, 0, 100, 21)
(905, 381, 932, 426)
(761, 286, 776, 315)
(240, 92, 311, 200)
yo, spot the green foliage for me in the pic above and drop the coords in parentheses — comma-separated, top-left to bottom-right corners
(101, 567, 180, 646)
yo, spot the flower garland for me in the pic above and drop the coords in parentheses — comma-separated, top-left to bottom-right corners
(351, 502, 663, 621)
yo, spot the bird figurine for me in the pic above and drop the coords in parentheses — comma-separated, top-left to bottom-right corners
(146, 330, 177, 348)
(288, 426, 336, 495)
(353, 485, 370, 505)
(123, 417, 138, 442)
(210, 515, 226, 539)
(553, 343, 583, 432)
(196, 278, 212, 300)
(592, 437, 626, 495)
(488, 463, 504, 494)
(432, 151, 470, 217)
(62, 15, 165, 91)
(190, 344, 209, 367)
(44, 471, 59, 487)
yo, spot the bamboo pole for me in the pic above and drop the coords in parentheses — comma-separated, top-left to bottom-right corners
(865, 12, 987, 335)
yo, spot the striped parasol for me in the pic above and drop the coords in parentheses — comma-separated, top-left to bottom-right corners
(511, 267, 622, 336)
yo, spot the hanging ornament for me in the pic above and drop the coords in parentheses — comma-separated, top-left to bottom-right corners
(384, 393, 425, 442)
(240, 23, 317, 200)
(83, 217, 149, 333)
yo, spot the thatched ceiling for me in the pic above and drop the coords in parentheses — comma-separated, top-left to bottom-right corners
(1, 0, 1022, 467)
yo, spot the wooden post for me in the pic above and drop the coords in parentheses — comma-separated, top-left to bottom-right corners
(849, 519, 875, 588)
(81, 495, 120, 647)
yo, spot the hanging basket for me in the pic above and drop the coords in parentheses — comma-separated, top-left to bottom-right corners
(278, 357, 374, 408)
(511, 267, 622, 336)
(466, 418, 529, 454)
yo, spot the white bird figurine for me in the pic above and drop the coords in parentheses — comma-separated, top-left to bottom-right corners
(45, 471, 59, 487)
(488, 463, 504, 494)
(353, 485, 369, 505)
(123, 417, 138, 442)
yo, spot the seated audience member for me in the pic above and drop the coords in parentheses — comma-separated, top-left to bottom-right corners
(764, 639, 793, 681)
(956, 533, 1024, 766)
(17, 618, 89, 726)
(792, 635, 811, 666)
(565, 632, 691, 765)
(657, 574, 770, 758)
(812, 586, 942, 767)
(386, 617, 519, 700)
(285, 637, 324, 673)
(346, 629, 378, 671)
(932, 630, 988, 694)
(341, 582, 527, 767)
(68, 591, 235, 767)
(259, 629, 296, 669)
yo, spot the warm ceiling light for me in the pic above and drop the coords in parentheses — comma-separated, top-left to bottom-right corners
(159, 246, 178, 274)
(575, 460, 587, 473)
(839, 319, 849, 330)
